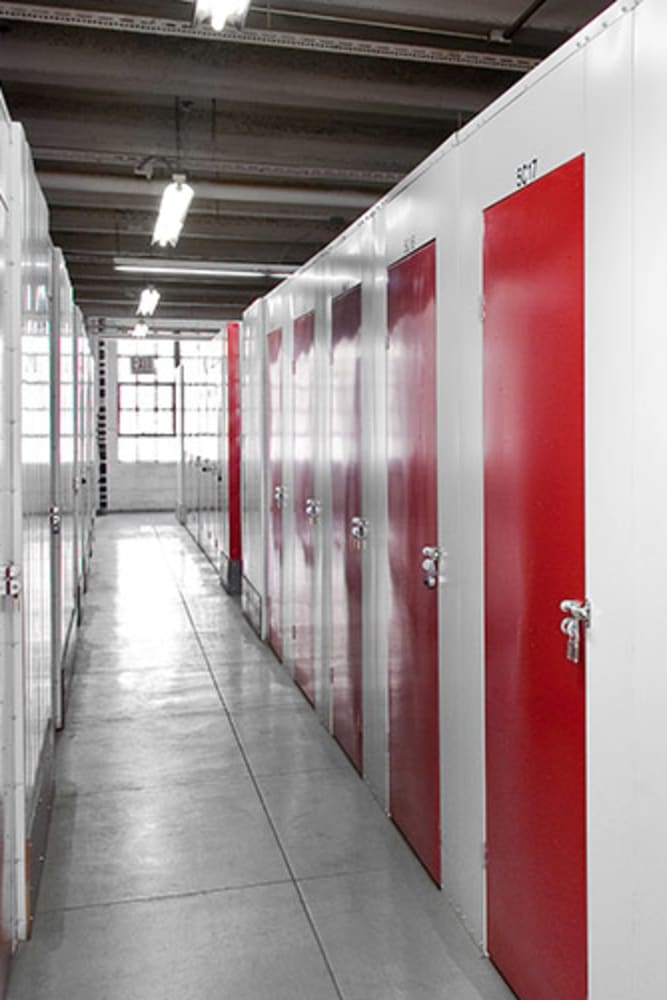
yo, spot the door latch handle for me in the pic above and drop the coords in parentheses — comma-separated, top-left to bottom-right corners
(305, 498, 322, 524)
(559, 599, 590, 664)
(421, 545, 445, 590)
(273, 485, 286, 510)
(350, 516, 369, 550)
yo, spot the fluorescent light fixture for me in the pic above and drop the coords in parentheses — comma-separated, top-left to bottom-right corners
(114, 257, 297, 280)
(130, 322, 149, 338)
(137, 287, 161, 316)
(152, 175, 194, 248)
(194, 0, 251, 31)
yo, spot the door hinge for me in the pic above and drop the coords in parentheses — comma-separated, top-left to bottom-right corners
(479, 295, 486, 323)
(329, 667, 334, 684)
(292, 624, 297, 640)
(2, 563, 22, 599)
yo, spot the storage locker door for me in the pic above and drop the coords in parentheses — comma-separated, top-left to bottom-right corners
(218, 335, 229, 573)
(331, 286, 363, 771)
(227, 324, 242, 572)
(483, 156, 586, 1000)
(267, 328, 284, 659)
(387, 241, 440, 883)
(292, 312, 316, 702)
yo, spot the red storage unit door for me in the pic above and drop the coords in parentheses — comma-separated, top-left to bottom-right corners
(267, 328, 284, 659)
(331, 285, 363, 772)
(387, 240, 441, 884)
(292, 311, 316, 703)
(484, 156, 587, 1000)
(227, 322, 242, 564)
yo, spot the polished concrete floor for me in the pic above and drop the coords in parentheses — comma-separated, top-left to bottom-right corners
(8, 514, 515, 1000)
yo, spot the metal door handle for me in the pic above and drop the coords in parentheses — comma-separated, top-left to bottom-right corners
(305, 498, 322, 523)
(350, 516, 369, 549)
(422, 545, 444, 589)
(273, 485, 285, 509)
(559, 598, 590, 664)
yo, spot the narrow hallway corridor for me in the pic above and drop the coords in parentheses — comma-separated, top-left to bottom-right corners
(8, 515, 514, 1000)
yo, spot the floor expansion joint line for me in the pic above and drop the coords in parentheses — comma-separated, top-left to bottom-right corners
(153, 524, 347, 1000)
(36, 877, 296, 916)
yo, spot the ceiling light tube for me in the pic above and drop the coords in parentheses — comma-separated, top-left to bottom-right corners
(114, 257, 297, 279)
(194, 0, 251, 31)
(152, 175, 194, 248)
(137, 287, 161, 316)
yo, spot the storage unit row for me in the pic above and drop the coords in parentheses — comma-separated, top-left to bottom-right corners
(240, 3, 667, 999)
(0, 94, 96, 985)
(176, 325, 242, 593)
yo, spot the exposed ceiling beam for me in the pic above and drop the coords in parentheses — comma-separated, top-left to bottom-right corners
(91, 317, 226, 332)
(33, 147, 404, 188)
(42, 189, 346, 222)
(38, 172, 376, 211)
(0, 3, 540, 71)
(1, 24, 508, 117)
(49, 206, 342, 242)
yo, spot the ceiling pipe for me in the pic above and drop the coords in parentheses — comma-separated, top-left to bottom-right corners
(252, 5, 490, 44)
(503, 0, 551, 41)
(37, 171, 375, 210)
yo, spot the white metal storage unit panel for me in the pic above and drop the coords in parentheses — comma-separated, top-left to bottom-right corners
(12, 125, 54, 834)
(50, 248, 77, 728)
(631, 1, 667, 993)
(0, 87, 98, 960)
(0, 90, 16, 992)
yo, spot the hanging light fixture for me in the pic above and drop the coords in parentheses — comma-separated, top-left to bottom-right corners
(152, 174, 194, 248)
(194, 0, 251, 32)
(130, 322, 149, 338)
(137, 287, 161, 317)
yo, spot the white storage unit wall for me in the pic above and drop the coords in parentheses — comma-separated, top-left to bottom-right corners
(0, 90, 17, 996)
(50, 248, 77, 729)
(0, 98, 97, 965)
(10, 121, 56, 938)
(241, 2, 667, 997)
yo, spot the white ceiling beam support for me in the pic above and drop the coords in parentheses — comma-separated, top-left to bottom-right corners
(0, 3, 539, 72)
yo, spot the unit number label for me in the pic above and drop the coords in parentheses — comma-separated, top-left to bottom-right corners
(403, 234, 418, 255)
(516, 158, 539, 189)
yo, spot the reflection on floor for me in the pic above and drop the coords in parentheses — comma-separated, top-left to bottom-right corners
(8, 514, 516, 1000)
